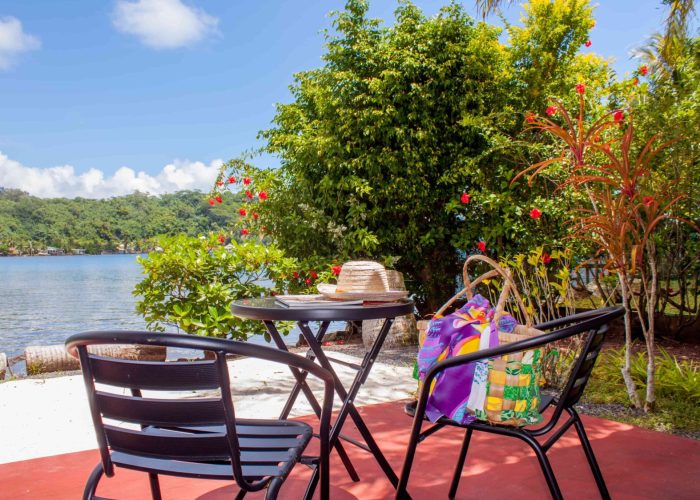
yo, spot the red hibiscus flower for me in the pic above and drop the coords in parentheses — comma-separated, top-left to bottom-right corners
(584, 40, 592, 47)
(639, 65, 648, 76)
(542, 253, 552, 265)
(239, 208, 247, 216)
(293, 271, 300, 279)
(259, 191, 268, 201)
(460, 192, 471, 204)
(309, 270, 318, 279)
(545, 106, 557, 116)
(241, 228, 249, 236)
(245, 190, 253, 200)
(228, 176, 236, 184)
(525, 112, 536, 123)
(252, 211, 259, 220)
(331, 265, 342, 276)
(575, 83, 586, 94)
(304, 278, 312, 286)
(243, 177, 251, 185)
(477, 241, 486, 252)
(613, 110, 624, 122)
(643, 196, 655, 206)
(218, 234, 225, 244)
(632, 77, 639, 86)
(215, 195, 223, 204)
(217, 180, 224, 187)
(529, 208, 542, 220)
(208, 198, 215, 206)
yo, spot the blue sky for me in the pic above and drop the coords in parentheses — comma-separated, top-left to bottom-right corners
(0, 0, 672, 198)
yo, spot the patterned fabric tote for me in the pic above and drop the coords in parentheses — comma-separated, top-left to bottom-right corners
(417, 255, 545, 427)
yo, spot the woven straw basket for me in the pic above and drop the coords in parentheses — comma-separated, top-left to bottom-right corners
(436, 255, 544, 426)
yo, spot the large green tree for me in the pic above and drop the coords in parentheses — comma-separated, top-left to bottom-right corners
(246, 0, 602, 313)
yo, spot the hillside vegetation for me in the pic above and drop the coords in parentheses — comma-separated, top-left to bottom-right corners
(0, 187, 238, 255)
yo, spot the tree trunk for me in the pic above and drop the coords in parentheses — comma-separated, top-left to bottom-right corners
(644, 242, 658, 412)
(619, 273, 642, 409)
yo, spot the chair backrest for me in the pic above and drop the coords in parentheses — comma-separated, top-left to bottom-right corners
(534, 308, 619, 429)
(68, 332, 258, 490)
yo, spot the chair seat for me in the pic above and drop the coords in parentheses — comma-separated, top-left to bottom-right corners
(111, 419, 314, 481)
(403, 394, 555, 428)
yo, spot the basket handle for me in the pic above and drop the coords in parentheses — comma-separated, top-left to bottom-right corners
(463, 255, 532, 327)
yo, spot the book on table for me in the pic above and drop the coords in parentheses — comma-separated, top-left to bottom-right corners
(274, 294, 364, 308)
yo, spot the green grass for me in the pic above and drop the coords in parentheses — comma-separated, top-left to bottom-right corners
(582, 347, 700, 436)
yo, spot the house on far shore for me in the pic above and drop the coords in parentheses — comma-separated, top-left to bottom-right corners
(71, 248, 86, 255)
(46, 246, 65, 256)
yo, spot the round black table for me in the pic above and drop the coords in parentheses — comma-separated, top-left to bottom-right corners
(231, 296, 415, 497)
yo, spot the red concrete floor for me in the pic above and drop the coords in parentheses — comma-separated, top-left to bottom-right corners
(1, 400, 698, 499)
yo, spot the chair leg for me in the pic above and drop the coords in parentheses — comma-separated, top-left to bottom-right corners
(521, 434, 563, 500)
(572, 412, 611, 500)
(448, 428, 473, 499)
(265, 478, 283, 500)
(82, 463, 104, 500)
(148, 473, 162, 500)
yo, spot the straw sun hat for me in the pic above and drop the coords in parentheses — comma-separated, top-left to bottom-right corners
(316, 261, 409, 301)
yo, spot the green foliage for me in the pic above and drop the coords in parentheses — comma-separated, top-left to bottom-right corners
(0, 188, 237, 254)
(134, 233, 296, 340)
(248, 0, 604, 314)
(595, 346, 700, 405)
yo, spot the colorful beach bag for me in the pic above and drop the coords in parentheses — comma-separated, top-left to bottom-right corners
(417, 255, 545, 427)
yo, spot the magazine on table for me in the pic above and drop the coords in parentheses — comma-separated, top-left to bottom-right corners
(274, 294, 365, 308)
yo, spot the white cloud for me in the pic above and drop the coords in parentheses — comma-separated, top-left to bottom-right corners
(112, 0, 218, 49)
(0, 151, 223, 198)
(0, 17, 40, 70)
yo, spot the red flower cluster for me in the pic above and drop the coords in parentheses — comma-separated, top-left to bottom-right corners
(639, 65, 648, 76)
(215, 195, 223, 204)
(613, 110, 624, 122)
(241, 228, 249, 236)
(218, 234, 225, 244)
(245, 190, 253, 200)
(632, 78, 639, 86)
(542, 252, 552, 265)
(643, 196, 655, 206)
(216, 180, 224, 187)
(529, 208, 542, 220)
(259, 191, 268, 201)
(584, 40, 592, 47)
(252, 211, 259, 220)
(309, 270, 318, 279)
(228, 176, 236, 184)
(293, 271, 300, 279)
(545, 106, 557, 116)
(525, 112, 536, 123)
(460, 192, 471, 204)
(208, 198, 215, 206)
(331, 265, 342, 276)
(575, 83, 585, 95)
(304, 278, 312, 286)
(243, 177, 251, 185)
(239, 208, 247, 216)
(477, 241, 486, 252)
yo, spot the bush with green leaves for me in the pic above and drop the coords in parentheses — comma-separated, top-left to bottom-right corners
(134, 233, 296, 340)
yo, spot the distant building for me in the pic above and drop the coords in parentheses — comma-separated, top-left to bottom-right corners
(72, 248, 86, 255)
(46, 246, 64, 256)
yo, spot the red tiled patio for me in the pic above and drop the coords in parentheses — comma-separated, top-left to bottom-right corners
(1, 399, 698, 499)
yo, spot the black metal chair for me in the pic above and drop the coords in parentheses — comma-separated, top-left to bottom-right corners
(395, 306, 625, 500)
(65, 331, 335, 500)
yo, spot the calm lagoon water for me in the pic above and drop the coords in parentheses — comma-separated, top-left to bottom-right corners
(0, 254, 300, 372)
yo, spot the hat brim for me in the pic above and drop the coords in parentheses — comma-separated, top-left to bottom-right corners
(316, 283, 408, 301)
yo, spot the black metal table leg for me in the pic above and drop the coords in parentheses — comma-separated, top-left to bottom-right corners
(298, 318, 409, 499)
(263, 320, 360, 482)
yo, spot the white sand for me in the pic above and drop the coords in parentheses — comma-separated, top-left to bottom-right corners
(0, 351, 415, 464)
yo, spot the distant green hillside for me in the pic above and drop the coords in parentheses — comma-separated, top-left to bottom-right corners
(0, 188, 238, 255)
